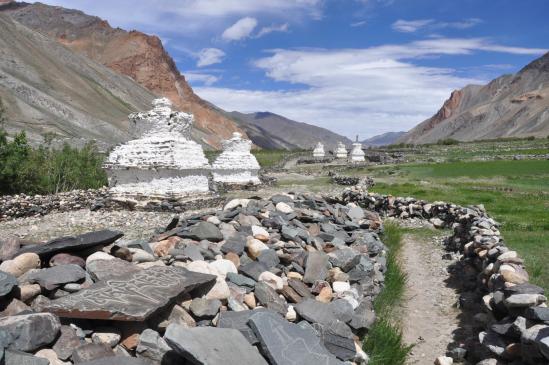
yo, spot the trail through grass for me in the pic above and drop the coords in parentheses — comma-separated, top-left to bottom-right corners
(363, 222, 412, 365)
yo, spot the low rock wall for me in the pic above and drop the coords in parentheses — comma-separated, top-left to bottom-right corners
(341, 186, 549, 365)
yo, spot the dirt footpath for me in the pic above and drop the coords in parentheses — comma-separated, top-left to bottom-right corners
(399, 233, 461, 364)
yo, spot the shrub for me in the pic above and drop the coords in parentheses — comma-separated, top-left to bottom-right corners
(436, 138, 459, 145)
(0, 102, 107, 195)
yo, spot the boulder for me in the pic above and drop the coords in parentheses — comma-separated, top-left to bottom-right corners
(0, 313, 61, 352)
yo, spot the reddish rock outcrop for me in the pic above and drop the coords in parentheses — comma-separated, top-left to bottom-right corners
(1, 2, 245, 148)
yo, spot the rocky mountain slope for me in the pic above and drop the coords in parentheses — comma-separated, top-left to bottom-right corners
(399, 52, 549, 144)
(0, 1, 245, 148)
(0, 13, 156, 148)
(228, 111, 351, 150)
(362, 131, 406, 146)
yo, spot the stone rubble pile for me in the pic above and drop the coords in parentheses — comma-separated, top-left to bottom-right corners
(329, 173, 374, 189)
(0, 192, 389, 365)
(341, 186, 549, 365)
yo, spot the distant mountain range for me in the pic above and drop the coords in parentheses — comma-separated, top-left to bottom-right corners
(228, 111, 351, 150)
(362, 131, 406, 146)
(398, 52, 549, 144)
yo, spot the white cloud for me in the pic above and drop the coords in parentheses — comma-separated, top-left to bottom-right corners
(350, 20, 367, 27)
(392, 19, 434, 33)
(195, 38, 546, 139)
(39, 0, 322, 35)
(196, 48, 226, 67)
(184, 71, 220, 86)
(222, 17, 258, 41)
(393, 18, 483, 33)
(256, 23, 289, 38)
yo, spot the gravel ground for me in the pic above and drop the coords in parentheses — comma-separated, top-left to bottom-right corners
(0, 209, 212, 242)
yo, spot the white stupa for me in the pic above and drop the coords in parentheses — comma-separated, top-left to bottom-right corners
(313, 142, 325, 158)
(104, 98, 211, 199)
(335, 142, 348, 159)
(350, 136, 365, 162)
(212, 132, 260, 185)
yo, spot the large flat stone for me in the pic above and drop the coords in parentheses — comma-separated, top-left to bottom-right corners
(248, 311, 343, 365)
(0, 313, 61, 352)
(179, 222, 223, 242)
(44, 266, 216, 321)
(14, 230, 123, 258)
(27, 264, 87, 290)
(304, 252, 329, 284)
(164, 324, 268, 365)
(4, 350, 49, 365)
(0, 271, 17, 297)
(78, 358, 153, 365)
(86, 258, 142, 282)
(217, 309, 269, 344)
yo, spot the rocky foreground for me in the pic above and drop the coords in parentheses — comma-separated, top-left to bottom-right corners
(0, 192, 385, 364)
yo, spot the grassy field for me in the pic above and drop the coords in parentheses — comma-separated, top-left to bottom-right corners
(349, 159, 549, 290)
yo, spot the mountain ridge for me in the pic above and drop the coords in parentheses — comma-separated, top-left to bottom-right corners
(0, 1, 246, 148)
(398, 52, 549, 144)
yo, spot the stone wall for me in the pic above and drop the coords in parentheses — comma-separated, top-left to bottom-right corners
(341, 186, 548, 365)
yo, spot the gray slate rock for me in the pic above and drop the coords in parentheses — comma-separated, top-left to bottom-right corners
(239, 261, 269, 281)
(180, 222, 223, 242)
(217, 309, 269, 344)
(72, 343, 115, 363)
(525, 306, 549, 322)
(227, 272, 256, 289)
(248, 310, 343, 365)
(164, 324, 268, 365)
(78, 358, 154, 365)
(14, 230, 123, 259)
(53, 325, 85, 360)
(27, 264, 87, 290)
(86, 258, 142, 281)
(0, 313, 61, 352)
(317, 320, 356, 361)
(4, 350, 49, 365)
(189, 298, 221, 318)
(0, 271, 17, 297)
(257, 249, 280, 269)
(294, 299, 352, 326)
(220, 233, 247, 255)
(304, 252, 329, 284)
(254, 282, 287, 315)
(136, 328, 175, 363)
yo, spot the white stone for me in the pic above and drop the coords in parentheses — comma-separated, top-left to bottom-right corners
(85, 251, 115, 265)
(252, 225, 270, 241)
(335, 141, 348, 159)
(246, 238, 269, 259)
(258, 271, 284, 290)
(104, 98, 211, 199)
(275, 202, 294, 214)
(286, 305, 297, 321)
(92, 331, 121, 347)
(212, 132, 260, 185)
(313, 142, 325, 158)
(206, 277, 231, 300)
(209, 259, 237, 277)
(207, 216, 221, 225)
(332, 281, 351, 294)
(350, 142, 365, 162)
(224, 198, 250, 211)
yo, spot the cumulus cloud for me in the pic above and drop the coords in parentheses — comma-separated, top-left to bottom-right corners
(184, 71, 220, 86)
(392, 19, 434, 32)
(256, 23, 289, 38)
(393, 18, 483, 33)
(222, 17, 258, 41)
(196, 38, 546, 139)
(196, 48, 226, 67)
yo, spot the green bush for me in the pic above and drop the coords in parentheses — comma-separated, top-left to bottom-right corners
(436, 138, 460, 145)
(0, 102, 107, 195)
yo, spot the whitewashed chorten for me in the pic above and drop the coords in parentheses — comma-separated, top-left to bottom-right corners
(212, 132, 260, 185)
(350, 136, 365, 162)
(335, 142, 348, 159)
(104, 98, 211, 199)
(313, 142, 325, 158)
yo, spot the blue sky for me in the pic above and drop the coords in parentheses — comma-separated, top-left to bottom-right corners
(42, 0, 548, 139)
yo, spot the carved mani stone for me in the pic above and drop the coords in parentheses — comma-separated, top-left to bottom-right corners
(104, 98, 211, 199)
(43, 266, 216, 321)
(212, 132, 260, 185)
